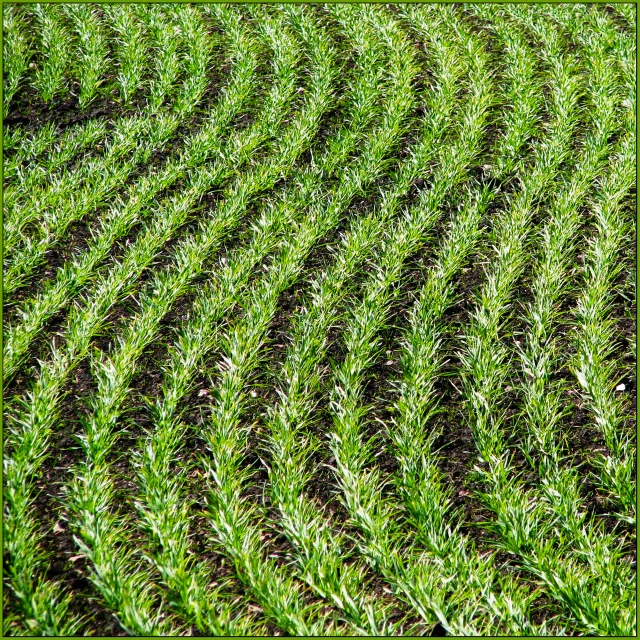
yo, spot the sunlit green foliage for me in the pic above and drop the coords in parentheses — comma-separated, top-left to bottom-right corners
(3, 4, 635, 636)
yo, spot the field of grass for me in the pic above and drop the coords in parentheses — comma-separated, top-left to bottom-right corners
(2, 3, 636, 636)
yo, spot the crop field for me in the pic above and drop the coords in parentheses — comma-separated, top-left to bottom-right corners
(2, 2, 637, 636)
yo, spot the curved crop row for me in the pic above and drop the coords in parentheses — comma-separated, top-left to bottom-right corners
(3, 4, 635, 636)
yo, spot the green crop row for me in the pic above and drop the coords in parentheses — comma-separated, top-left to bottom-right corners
(3, 4, 635, 636)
